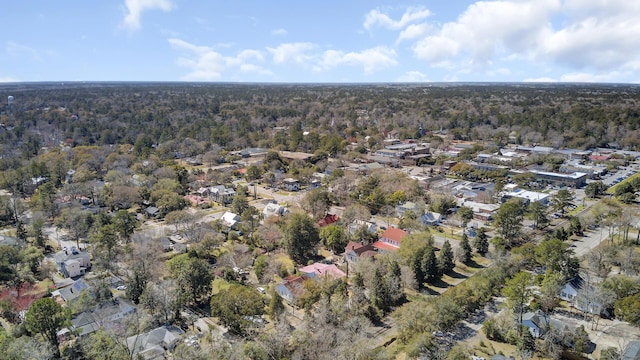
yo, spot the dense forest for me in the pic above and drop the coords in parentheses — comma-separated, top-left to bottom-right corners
(1, 83, 640, 161)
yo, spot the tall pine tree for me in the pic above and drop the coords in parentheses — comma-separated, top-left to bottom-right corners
(423, 246, 440, 283)
(458, 232, 472, 264)
(474, 227, 489, 255)
(438, 240, 455, 274)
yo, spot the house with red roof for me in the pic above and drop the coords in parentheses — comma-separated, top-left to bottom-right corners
(317, 213, 339, 227)
(372, 227, 407, 252)
(275, 275, 309, 304)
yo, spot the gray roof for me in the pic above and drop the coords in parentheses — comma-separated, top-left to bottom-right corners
(0, 235, 18, 246)
(57, 279, 89, 302)
(71, 312, 100, 336)
(522, 310, 549, 330)
(127, 325, 184, 358)
(624, 341, 640, 360)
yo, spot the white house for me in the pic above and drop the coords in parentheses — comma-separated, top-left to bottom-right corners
(64, 259, 84, 278)
(54, 250, 91, 278)
(221, 211, 240, 228)
(559, 276, 583, 304)
(521, 310, 549, 338)
(263, 203, 288, 218)
(282, 178, 300, 191)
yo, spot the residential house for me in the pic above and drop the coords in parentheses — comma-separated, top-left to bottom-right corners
(51, 279, 90, 305)
(343, 241, 377, 263)
(373, 227, 407, 252)
(275, 275, 308, 304)
(95, 299, 137, 322)
(558, 275, 603, 314)
(282, 178, 300, 192)
(299, 263, 346, 281)
(221, 211, 240, 229)
(196, 187, 211, 197)
(126, 325, 184, 360)
(420, 211, 442, 226)
(559, 275, 583, 304)
(317, 213, 339, 227)
(54, 250, 91, 278)
(70, 312, 100, 337)
(262, 203, 288, 218)
(184, 194, 210, 206)
(521, 310, 549, 338)
(70, 299, 136, 337)
(210, 185, 235, 204)
(309, 179, 322, 189)
(145, 206, 160, 218)
(396, 201, 417, 217)
(347, 220, 377, 235)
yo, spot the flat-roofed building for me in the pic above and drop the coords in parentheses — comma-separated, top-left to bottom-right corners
(529, 170, 587, 188)
(503, 189, 551, 205)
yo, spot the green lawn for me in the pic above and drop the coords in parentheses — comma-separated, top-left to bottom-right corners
(212, 278, 232, 295)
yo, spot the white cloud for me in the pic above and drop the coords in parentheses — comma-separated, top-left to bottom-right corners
(320, 47, 397, 73)
(397, 71, 429, 82)
(122, 0, 174, 31)
(523, 77, 557, 83)
(267, 42, 317, 64)
(6, 41, 43, 61)
(403, 0, 640, 83)
(271, 28, 288, 36)
(364, 7, 431, 31)
(542, 18, 640, 71)
(559, 71, 622, 83)
(0, 76, 18, 82)
(413, 0, 560, 67)
(168, 38, 272, 80)
(396, 23, 430, 44)
(486, 67, 511, 77)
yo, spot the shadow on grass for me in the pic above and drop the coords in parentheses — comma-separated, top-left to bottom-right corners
(429, 278, 451, 289)
(465, 259, 485, 269)
(420, 286, 441, 296)
(447, 270, 468, 279)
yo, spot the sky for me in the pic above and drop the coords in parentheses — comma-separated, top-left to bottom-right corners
(1, 0, 640, 83)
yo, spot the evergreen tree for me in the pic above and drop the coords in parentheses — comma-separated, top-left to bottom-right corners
(438, 241, 455, 274)
(474, 227, 489, 255)
(370, 268, 389, 313)
(458, 232, 472, 264)
(268, 289, 285, 319)
(423, 246, 440, 283)
(384, 260, 404, 306)
(410, 246, 427, 288)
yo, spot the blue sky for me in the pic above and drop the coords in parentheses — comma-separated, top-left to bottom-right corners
(1, 0, 639, 83)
